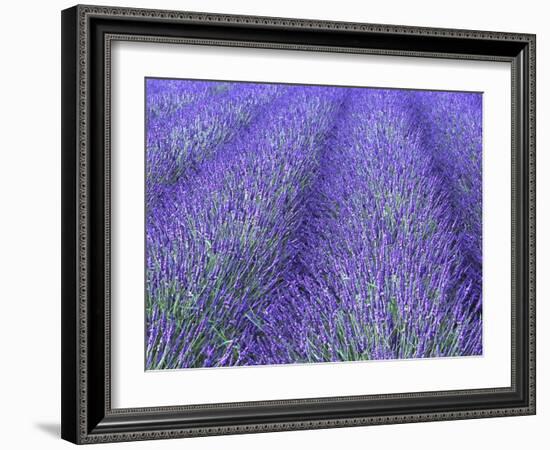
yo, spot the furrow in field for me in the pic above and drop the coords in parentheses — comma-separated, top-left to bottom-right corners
(407, 91, 483, 315)
(258, 89, 481, 363)
(145, 80, 283, 209)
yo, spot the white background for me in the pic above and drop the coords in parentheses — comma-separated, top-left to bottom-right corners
(112, 42, 511, 408)
(0, 0, 546, 449)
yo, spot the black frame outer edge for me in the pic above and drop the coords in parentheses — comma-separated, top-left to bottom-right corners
(61, 5, 535, 444)
(61, 5, 78, 444)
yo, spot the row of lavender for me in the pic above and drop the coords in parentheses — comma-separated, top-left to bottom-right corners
(145, 79, 482, 369)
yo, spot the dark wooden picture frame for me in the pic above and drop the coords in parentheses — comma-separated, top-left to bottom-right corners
(61, 4, 536, 444)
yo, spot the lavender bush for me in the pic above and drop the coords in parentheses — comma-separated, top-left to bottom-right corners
(145, 78, 483, 370)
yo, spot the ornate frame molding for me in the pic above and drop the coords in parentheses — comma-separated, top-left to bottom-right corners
(61, 4, 536, 444)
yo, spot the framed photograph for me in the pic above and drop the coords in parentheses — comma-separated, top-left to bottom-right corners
(61, 4, 536, 444)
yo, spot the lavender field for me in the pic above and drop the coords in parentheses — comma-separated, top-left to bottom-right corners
(145, 78, 483, 370)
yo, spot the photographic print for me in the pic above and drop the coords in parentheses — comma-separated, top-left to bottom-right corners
(144, 78, 483, 370)
(62, 8, 536, 441)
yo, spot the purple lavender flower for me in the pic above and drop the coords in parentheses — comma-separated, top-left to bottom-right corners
(145, 79, 483, 369)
